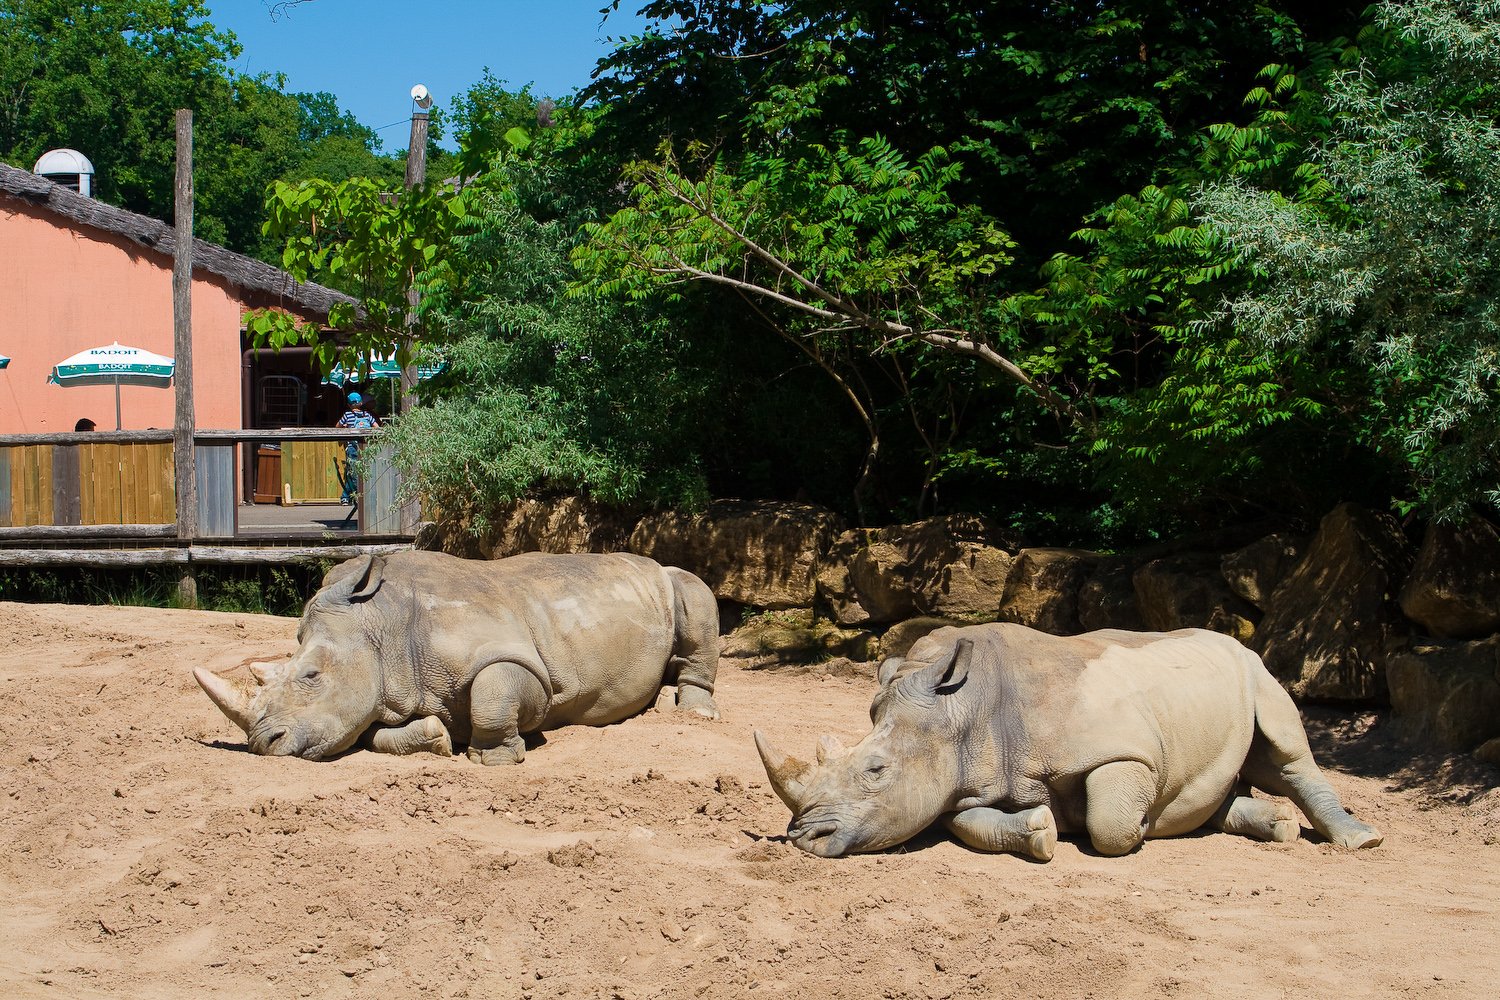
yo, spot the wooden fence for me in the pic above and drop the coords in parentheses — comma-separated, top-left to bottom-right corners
(2, 441, 174, 526)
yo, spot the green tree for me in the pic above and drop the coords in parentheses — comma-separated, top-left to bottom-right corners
(378, 157, 719, 524)
(1196, 0, 1500, 520)
(569, 1, 1377, 535)
(0, 0, 238, 213)
(0, 0, 396, 257)
(248, 171, 463, 375)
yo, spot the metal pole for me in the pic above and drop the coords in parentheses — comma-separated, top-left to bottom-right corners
(173, 108, 199, 605)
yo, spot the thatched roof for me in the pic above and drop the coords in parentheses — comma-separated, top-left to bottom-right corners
(0, 161, 355, 319)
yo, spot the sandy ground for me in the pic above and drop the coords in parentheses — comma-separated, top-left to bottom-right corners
(1, 600, 1497, 999)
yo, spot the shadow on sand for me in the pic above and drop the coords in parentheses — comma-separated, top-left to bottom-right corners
(1301, 706, 1498, 804)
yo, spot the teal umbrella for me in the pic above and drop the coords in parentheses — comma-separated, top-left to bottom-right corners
(322, 353, 446, 388)
(0, 354, 10, 369)
(323, 352, 446, 411)
(49, 341, 175, 430)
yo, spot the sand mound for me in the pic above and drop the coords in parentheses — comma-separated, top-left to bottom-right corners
(1, 601, 1496, 998)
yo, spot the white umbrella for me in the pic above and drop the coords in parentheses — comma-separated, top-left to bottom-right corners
(49, 342, 175, 430)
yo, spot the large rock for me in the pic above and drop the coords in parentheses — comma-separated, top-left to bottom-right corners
(1134, 554, 1256, 643)
(719, 609, 877, 665)
(422, 498, 638, 560)
(818, 515, 1014, 626)
(996, 548, 1103, 635)
(815, 531, 870, 625)
(1386, 635, 1500, 752)
(1221, 533, 1306, 611)
(482, 496, 638, 558)
(1253, 503, 1414, 702)
(1398, 517, 1500, 639)
(1077, 560, 1146, 632)
(630, 500, 844, 609)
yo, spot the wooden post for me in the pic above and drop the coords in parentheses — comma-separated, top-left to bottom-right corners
(400, 103, 429, 418)
(394, 97, 431, 535)
(173, 109, 199, 607)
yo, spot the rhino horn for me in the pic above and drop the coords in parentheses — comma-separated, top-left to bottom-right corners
(194, 667, 257, 734)
(755, 730, 812, 811)
(249, 658, 291, 686)
(816, 734, 848, 764)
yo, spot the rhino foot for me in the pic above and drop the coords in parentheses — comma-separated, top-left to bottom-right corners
(1023, 805, 1057, 863)
(1330, 820, 1383, 850)
(467, 736, 526, 766)
(420, 717, 453, 757)
(944, 804, 1056, 862)
(1213, 794, 1302, 844)
(1267, 800, 1300, 843)
(675, 685, 721, 721)
(364, 717, 453, 758)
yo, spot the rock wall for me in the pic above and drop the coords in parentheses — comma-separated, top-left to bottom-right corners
(422, 497, 1500, 759)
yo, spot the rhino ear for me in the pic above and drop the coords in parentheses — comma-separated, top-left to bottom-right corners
(908, 636, 973, 699)
(324, 554, 386, 605)
(876, 656, 904, 688)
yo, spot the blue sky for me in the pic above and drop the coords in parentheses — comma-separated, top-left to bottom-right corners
(207, 1, 652, 150)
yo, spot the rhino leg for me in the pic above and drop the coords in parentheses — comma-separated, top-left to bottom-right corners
(362, 717, 452, 758)
(665, 567, 721, 720)
(1210, 789, 1300, 843)
(667, 658, 720, 720)
(466, 661, 548, 766)
(1242, 670, 1383, 849)
(944, 805, 1057, 862)
(1084, 760, 1157, 856)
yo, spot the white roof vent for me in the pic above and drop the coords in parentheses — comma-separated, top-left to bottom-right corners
(33, 148, 96, 198)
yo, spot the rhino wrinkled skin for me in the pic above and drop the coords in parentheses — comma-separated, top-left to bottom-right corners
(195, 551, 720, 765)
(756, 622, 1382, 860)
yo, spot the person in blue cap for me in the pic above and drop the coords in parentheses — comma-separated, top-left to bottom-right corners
(335, 391, 380, 505)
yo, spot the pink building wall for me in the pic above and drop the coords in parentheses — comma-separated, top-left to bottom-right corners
(0, 201, 249, 433)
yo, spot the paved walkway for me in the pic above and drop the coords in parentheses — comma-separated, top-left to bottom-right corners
(236, 501, 359, 536)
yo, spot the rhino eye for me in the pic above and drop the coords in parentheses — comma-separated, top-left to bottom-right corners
(865, 762, 887, 777)
(302, 668, 321, 682)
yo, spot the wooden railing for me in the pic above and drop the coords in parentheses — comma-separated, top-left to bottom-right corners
(0, 428, 409, 552)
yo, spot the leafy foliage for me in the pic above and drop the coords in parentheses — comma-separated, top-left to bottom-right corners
(377, 148, 720, 524)
(247, 173, 464, 374)
(236, 0, 1496, 540)
(1197, 0, 1500, 519)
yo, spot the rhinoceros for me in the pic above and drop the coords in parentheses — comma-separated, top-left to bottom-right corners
(755, 623, 1381, 860)
(195, 550, 720, 764)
